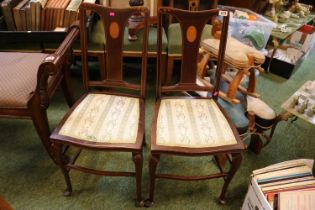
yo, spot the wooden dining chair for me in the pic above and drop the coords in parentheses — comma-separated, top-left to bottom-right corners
(0, 25, 79, 162)
(145, 7, 245, 206)
(50, 3, 149, 207)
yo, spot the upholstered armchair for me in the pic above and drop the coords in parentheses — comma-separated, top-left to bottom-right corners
(0, 25, 79, 161)
(197, 36, 277, 154)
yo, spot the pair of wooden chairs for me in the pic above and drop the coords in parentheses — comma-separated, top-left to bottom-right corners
(50, 3, 245, 207)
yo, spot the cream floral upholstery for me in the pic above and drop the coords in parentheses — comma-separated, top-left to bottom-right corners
(156, 98, 237, 148)
(59, 94, 140, 144)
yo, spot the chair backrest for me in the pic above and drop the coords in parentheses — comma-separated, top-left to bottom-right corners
(156, 7, 229, 99)
(79, 3, 149, 99)
(165, 0, 218, 25)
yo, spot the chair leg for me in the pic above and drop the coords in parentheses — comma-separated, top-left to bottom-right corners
(29, 96, 54, 162)
(249, 134, 263, 154)
(219, 153, 242, 204)
(214, 154, 228, 172)
(166, 56, 174, 84)
(145, 154, 160, 207)
(52, 142, 72, 196)
(132, 152, 144, 207)
(61, 67, 75, 107)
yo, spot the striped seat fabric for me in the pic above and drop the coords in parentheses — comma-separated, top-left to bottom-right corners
(59, 94, 140, 144)
(156, 98, 237, 148)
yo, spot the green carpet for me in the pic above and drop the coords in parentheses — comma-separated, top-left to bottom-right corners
(1, 53, 315, 210)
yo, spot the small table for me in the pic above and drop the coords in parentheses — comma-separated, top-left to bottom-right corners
(267, 81, 315, 151)
(280, 80, 315, 125)
(266, 14, 315, 74)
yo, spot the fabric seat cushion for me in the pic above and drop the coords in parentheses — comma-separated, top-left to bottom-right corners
(217, 98, 249, 135)
(156, 98, 237, 148)
(90, 20, 168, 53)
(195, 77, 249, 134)
(247, 96, 276, 128)
(59, 94, 140, 144)
(201, 37, 265, 69)
(0, 52, 48, 108)
(168, 23, 213, 55)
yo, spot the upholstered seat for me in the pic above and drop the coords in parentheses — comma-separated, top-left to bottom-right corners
(0, 52, 49, 108)
(156, 98, 237, 148)
(90, 20, 168, 53)
(217, 98, 249, 134)
(58, 93, 140, 144)
(167, 23, 212, 55)
(202, 37, 265, 69)
(247, 96, 276, 128)
(0, 26, 79, 160)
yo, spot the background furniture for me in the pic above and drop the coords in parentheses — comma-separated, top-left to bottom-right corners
(0, 24, 79, 161)
(98, 0, 168, 81)
(264, 13, 315, 78)
(198, 36, 277, 154)
(146, 7, 245, 206)
(50, 4, 149, 207)
(163, 0, 218, 83)
(272, 80, 315, 132)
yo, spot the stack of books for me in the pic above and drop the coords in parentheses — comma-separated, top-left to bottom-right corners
(0, 0, 95, 31)
(43, 0, 71, 31)
(242, 159, 315, 210)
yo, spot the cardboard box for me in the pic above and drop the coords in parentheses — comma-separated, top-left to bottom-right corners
(262, 48, 303, 79)
(287, 25, 315, 54)
(242, 178, 272, 210)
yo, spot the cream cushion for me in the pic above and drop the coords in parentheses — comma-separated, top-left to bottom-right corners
(247, 96, 276, 120)
(156, 98, 237, 148)
(201, 37, 265, 69)
(59, 94, 140, 144)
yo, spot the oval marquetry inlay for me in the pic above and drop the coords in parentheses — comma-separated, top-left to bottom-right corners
(186, 25, 197, 43)
(109, 22, 119, 39)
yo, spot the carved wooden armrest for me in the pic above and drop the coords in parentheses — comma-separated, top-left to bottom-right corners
(36, 23, 80, 108)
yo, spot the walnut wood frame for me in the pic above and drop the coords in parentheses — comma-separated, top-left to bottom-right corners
(146, 7, 245, 206)
(165, 0, 218, 83)
(99, 0, 168, 82)
(0, 25, 79, 162)
(50, 3, 149, 207)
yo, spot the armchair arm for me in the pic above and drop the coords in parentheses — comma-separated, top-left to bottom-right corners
(36, 22, 80, 109)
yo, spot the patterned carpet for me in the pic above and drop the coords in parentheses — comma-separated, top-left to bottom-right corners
(1, 52, 315, 210)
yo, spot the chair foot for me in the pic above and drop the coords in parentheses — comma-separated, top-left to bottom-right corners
(63, 189, 72, 197)
(219, 197, 226, 205)
(135, 199, 145, 207)
(144, 199, 154, 207)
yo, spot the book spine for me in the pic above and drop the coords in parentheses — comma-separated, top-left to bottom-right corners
(2, 1, 16, 30)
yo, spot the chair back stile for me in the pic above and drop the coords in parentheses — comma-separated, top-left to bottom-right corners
(79, 3, 149, 99)
(157, 7, 229, 98)
(166, 0, 218, 25)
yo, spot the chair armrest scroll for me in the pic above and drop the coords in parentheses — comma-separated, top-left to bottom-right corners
(36, 23, 80, 108)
